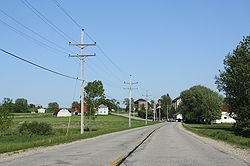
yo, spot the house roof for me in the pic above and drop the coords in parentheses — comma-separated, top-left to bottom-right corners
(172, 97, 181, 103)
(98, 104, 108, 108)
(135, 98, 146, 103)
(220, 104, 230, 112)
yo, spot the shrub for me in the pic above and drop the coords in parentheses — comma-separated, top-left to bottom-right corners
(19, 121, 53, 136)
(0, 106, 13, 136)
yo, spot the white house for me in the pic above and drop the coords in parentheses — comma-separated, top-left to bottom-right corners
(212, 112, 236, 124)
(97, 104, 109, 115)
(37, 108, 46, 113)
(56, 109, 71, 117)
(174, 112, 183, 122)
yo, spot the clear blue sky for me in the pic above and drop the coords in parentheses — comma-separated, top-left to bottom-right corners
(0, 0, 249, 108)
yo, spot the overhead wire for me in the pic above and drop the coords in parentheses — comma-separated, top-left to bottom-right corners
(21, 0, 77, 43)
(0, 49, 81, 81)
(0, 18, 68, 55)
(20, 0, 133, 102)
(0, 8, 77, 56)
(51, 0, 82, 29)
(1, 2, 121, 104)
(50, 0, 128, 80)
(23, 0, 124, 86)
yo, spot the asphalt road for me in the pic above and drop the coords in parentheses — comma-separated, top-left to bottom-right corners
(0, 123, 248, 166)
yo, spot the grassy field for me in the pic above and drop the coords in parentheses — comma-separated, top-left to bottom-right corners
(0, 114, 158, 154)
(183, 123, 250, 149)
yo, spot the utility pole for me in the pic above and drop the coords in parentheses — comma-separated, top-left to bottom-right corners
(159, 101, 161, 121)
(153, 98, 156, 121)
(69, 29, 96, 134)
(167, 105, 169, 121)
(143, 90, 151, 125)
(124, 75, 138, 127)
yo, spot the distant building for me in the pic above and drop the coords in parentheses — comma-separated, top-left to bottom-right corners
(172, 97, 182, 110)
(53, 109, 71, 117)
(34, 104, 42, 108)
(174, 113, 183, 122)
(71, 103, 87, 115)
(37, 108, 46, 113)
(135, 98, 149, 111)
(212, 104, 236, 124)
(97, 104, 109, 115)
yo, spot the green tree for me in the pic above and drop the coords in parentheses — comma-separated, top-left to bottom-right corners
(123, 98, 135, 112)
(28, 104, 38, 113)
(84, 80, 105, 117)
(47, 102, 59, 113)
(159, 94, 172, 119)
(179, 85, 222, 123)
(0, 106, 13, 136)
(15, 98, 28, 113)
(1, 98, 15, 113)
(71, 101, 79, 108)
(216, 36, 250, 135)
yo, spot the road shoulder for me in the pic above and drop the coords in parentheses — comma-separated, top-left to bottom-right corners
(179, 122, 250, 164)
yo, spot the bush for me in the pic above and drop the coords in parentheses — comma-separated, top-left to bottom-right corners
(0, 107, 13, 136)
(19, 121, 53, 136)
(235, 120, 250, 137)
(137, 109, 153, 119)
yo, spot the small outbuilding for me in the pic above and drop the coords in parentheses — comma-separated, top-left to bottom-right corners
(97, 104, 109, 115)
(37, 108, 46, 113)
(54, 108, 71, 117)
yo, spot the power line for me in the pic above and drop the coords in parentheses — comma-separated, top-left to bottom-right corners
(0, 8, 76, 55)
(51, 0, 82, 29)
(51, 0, 128, 76)
(21, 0, 77, 43)
(0, 49, 80, 81)
(0, 18, 70, 56)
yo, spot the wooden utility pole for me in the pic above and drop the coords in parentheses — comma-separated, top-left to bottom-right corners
(69, 29, 96, 134)
(153, 98, 157, 121)
(124, 75, 138, 127)
(143, 90, 151, 125)
(159, 101, 161, 121)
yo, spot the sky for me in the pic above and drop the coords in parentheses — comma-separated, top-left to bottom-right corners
(0, 0, 249, 108)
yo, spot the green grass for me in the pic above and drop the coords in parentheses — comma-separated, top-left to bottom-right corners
(183, 123, 250, 149)
(0, 115, 159, 154)
(12, 113, 52, 118)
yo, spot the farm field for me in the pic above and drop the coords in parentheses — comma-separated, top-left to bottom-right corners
(183, 123, 250, 149)
(0, 114, 158, 154)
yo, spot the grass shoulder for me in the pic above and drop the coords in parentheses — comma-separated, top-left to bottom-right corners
(0, 114, 159, 154)
(183, 123, 250, 149)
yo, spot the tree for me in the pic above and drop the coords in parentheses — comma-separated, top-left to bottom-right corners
(15, 98, 28, 113)
(216, 36, 250, 135)
(159, 94, 172, 119)
(84, 80, 105, 117)
(47, 102, 59, 113)
(123, 98, 135, 112)
(1, 98, 15, 113)
(179, 85, 222, 123)
(71, 101, 79, 108)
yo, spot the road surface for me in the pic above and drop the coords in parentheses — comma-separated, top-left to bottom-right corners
(0, 123, 248, 166)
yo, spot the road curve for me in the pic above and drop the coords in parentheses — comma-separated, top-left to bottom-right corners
(0, 122, 248, 166)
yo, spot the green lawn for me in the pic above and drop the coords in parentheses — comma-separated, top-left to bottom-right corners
(183, 123, 250, 149)
(0, 115, 158, 154)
